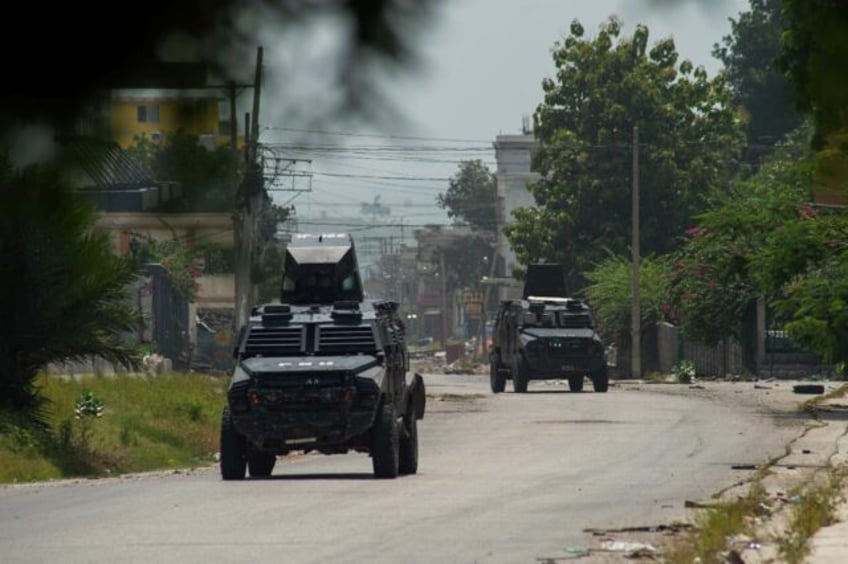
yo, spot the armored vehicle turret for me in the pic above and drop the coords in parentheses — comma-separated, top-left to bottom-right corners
(489, 263, 608, 393)
(220, 233, 425, 479)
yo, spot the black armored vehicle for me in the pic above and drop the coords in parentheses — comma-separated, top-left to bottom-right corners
(221, 233, 425, 479)
(489, 264, 608, 394)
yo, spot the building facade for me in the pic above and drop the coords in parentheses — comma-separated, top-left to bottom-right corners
(492, 133, 540, 300)
(108, 88, 232, 149)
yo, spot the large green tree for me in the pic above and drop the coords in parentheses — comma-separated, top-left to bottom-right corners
(436, 160, 497, 232)
(780, 0, 848, 200)
(436, 160, 497, 291)
(713, 0, 801, 154)
(442, 235, 495, 292)
(0, 158, 139, 420)
(780, 0, 848, 145)
(506, 18, 744, 291)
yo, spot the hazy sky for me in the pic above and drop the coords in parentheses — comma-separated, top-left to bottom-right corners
(260, 0, 750, 231)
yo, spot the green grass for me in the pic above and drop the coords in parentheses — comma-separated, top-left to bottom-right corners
(0, 373, 228, 483)
(664, 479, 768, 563)
(775, 471, 844, 564)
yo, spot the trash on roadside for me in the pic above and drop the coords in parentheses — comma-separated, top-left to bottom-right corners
(685, 499, 719, 508)
(563, 546, 590, 558)
(598, 540, 658, 557)
(729, 534, 763, 551)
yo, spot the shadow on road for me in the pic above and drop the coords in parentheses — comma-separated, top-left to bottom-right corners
(251, 472, 377, 481)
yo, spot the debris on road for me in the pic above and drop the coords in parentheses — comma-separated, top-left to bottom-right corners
(793, 384, 825, 394)
(598, 540, 658, 557)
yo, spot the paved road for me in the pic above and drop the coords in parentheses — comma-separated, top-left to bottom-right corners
(0, 374, 805, 563)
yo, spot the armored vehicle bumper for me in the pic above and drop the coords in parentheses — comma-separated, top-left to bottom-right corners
(227, 356, 384, 452)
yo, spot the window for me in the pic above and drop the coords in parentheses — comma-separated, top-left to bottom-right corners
(341, 275, 356, 292)
(137, 104, 160, 123)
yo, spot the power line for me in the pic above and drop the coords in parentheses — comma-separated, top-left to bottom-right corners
(262, 126, 493, 144)
(313, 171, 451, 181)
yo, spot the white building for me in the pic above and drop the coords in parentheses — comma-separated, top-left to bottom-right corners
(492, 132, 540, 299)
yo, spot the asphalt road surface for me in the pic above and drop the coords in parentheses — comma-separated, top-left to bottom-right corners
(0, 374, 805, 563)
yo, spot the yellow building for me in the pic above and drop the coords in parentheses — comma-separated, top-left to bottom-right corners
(109, 88, 235, 149)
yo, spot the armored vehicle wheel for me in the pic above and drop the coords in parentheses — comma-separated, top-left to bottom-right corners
(372, 402, 399, 479)
(592, 368, 609, 393)
(512, 356, 529, 393)
(568, 375, 584, 392)
(247, 450, 276, 477)
(398, 404, 418, 475)
(489, 353, 506, 394)
(220, 407, 247, 480)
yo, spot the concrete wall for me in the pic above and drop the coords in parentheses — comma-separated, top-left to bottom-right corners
(95, 212, 234, 255)
(194, 274, 235, 308)
(656, 322, 679, 374)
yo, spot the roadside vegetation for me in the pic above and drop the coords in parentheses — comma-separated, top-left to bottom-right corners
(776, 470, 844, 563)
(0, 373, 226, 484)
(664, 385, 848, 563)
(665, 479, 768, 563)
(663, 464, 845, 564)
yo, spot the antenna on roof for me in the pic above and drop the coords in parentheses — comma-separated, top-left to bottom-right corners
(521, 115, 531, 134)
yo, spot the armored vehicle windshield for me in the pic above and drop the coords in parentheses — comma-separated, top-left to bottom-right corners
(280, 233, 363, 305)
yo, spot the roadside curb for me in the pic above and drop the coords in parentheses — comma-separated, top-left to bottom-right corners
(804, 400, 848, 564)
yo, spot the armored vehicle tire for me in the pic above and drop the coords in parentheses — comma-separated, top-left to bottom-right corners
(220, 407, 247, 480)
(512, 356, 529, 393)
(398, 404, 418, 475)
(592, 369, 609, 393)
(568, 375, 584, 393)
(372, 402, 399, 479)
(248, 450, 276, 477)
(490, 353, 506, 394)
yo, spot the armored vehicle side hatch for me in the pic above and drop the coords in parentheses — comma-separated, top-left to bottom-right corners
(522, 263, 568, 299)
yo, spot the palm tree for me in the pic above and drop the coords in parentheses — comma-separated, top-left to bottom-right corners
(0, 156, 140, 422)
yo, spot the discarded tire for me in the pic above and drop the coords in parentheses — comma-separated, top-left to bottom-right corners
(793, 384, 825, 395)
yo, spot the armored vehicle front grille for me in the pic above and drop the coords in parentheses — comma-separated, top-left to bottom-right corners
(316, 325, 377, 353)
(259, 372, 347, 389)
(536, 337, 592, 358)
(561, 338, 589, 350)
(256, 371, 348, 412)
(244, 326, 305, 356)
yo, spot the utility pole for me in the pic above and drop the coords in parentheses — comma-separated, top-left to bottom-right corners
(234, 46, 264, 331)
(480, 196, 503, 359)
(631, 125, 642, 379)
(440, 250, 449, 349)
